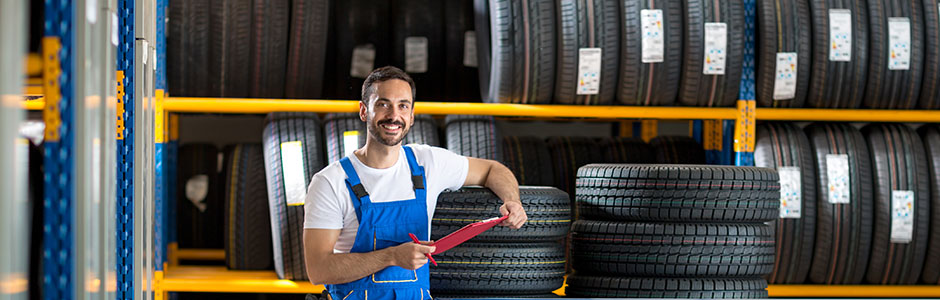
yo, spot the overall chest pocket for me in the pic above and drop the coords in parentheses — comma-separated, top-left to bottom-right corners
(372, 222, 425, 283)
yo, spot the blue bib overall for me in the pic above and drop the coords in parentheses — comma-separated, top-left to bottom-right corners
(326, 146, 433, 300)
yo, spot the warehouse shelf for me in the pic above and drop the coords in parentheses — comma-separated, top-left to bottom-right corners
(166, 243, 224, 265)
(152, 265, 940, 298)
(758, 108, 940, 122)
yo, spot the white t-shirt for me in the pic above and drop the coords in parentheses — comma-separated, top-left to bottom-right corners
(303, 144, 469, 253)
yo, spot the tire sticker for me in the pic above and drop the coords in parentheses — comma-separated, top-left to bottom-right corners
(703, 22, 727, 75)
(772, 52, 798, 100)
(463, 31, 478, 68)
(641, 9, 665, 63)
(343, 130, 359, 158)
(778, 166, 802, 218)
(829, 9, 852, 61)
(888, 17, 911, 70)
(891, 190, 914, 243)
(350, 44, 376, 79)
(405, 36, 429, 73)
(826, 154, 850, 204)
(280, 141, 307, 206)
(576, 48, 602, 95)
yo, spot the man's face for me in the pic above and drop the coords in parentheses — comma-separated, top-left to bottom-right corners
(361, 79, 414, 147)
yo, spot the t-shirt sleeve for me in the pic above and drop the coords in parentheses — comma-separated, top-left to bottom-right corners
(303, 173, 345, 229)
(421, 145, 469, 192)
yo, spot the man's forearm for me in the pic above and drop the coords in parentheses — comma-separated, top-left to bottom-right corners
(483, 162, 521, 204)
(308, 248, 393, 285)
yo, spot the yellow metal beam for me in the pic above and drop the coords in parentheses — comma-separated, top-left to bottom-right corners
(767, 285, 940, 298)
(758, 108, 940, 122)
(158, 266, 325, 294)
(22, 85, 42, 95)
(164, 97, 739, 120)
(174, 248, 224, 261)
(25, 53, 41, 76)
(22, 99, 44, 110)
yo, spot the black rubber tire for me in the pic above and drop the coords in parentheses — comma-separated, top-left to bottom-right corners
(27, 143, 43, 299)
(444, 115, 501, 160)
(429, 243, 566, 295)
(920, 0, 940, 109)
(502, 136, 555, 186)
(285, 0, 330, 99)
(806, 0, 868, 108)
(863, 0, 925, 109)
(223, 144, 273, 271)
(575, 164, 781, 222)
(649, 136, 706, 164)
(546, 137, 604, 198)
(566, 275, 769, 298)
(599, 137, 655, 163)
(445, 0, 481, 102)
(323, 113, 366, 163)
(208, 0, 252, 97)
(755, 123, 817, 283)
(168, 0, 211, 96)
(862, 124, 930, 284)
(262, 112, 326, 280)
(402, 115, 441, 147)
(474, 0, 493, 101)
(678, 0, 745, 107)
(571, 220, 776, 277)
(479, 0, 556, 104)
(756, 0, 812, 107)
(176, 144, 224, 249)
(919, 124, 940, 284)
(331, 0, 390, 99)
(617, 0, 683, 106)
(805, 123, 874, 284)
(432, 186, 571, 242)
(391, 0, 445, 101)
(554, 0, 620, 105)
(433, 294, 558, 299)
(248, 0, 289, 98)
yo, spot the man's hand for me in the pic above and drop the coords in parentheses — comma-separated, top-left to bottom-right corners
(499, 201, 527, 229)
(388, 241, 436, 270)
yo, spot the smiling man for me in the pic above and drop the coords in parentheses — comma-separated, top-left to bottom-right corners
(302, 66, 527, 300)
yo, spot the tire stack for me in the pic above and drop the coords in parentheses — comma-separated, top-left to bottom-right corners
(222, 144, 273, 270)
(921, 124, 940, 284)
(568, 164, 780, 298)
(445, 115, 501, 161)
(430, 186, 570, 297)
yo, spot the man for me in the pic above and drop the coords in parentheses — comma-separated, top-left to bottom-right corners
(303, 66, 527, 300)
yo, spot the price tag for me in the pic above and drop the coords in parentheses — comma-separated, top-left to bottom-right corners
(703, 23, 727, 75)
(350, 44, 376, 79)
(464, 31, 478, 67)
(772, 52, 798, 100)
(641, 9, 665, 63)
(829, 9, 852, 61)
(281, 141, 308, 206)
(888, 17, 911, 70)
(405, 36, 428, 73)
(576, 48, 602, 95)
(890, 190, 915, 243)
(778, 166, 802, 218)
(826, 154, 850, 204)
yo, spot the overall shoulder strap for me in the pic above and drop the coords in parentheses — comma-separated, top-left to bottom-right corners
(402, 146, 425, 190)
(339, 157, 369, 221)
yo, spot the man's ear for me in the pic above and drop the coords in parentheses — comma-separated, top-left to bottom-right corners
(359, 101, 368, 122)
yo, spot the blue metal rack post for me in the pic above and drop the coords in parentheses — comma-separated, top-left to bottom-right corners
(735, 0, 757, 166)
(155, 0, 168, 276)
(42, 0, 74, 298)
(117, 0, 135, 298)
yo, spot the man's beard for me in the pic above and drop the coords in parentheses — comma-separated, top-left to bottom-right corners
(367, 117, 411, 146)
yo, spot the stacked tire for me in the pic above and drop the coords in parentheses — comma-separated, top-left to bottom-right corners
(569, 164, 780, 298)
(429, 187, 570, 297)
(445, 115, 501, 161)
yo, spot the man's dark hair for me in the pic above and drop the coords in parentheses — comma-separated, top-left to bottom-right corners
(361, 66, 416, 104)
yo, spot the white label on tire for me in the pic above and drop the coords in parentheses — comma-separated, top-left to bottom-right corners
(641, 9, 665, 63)
(111, 12, 119, 46)
(405, 36, 428, 73)
(343, 130, 359, 158)
(778, 166, 802, 219)
(185, 175, 209, 212)
(280, 141, 308, 207)
(891, 190, 915, 243)
(829, 9, 852, 61)
(826, 154, 850, 204)
(772, 52, 798, 100)
(463, 31, 478, 67)
(703, 22, 727, 75)
(888, 17, 911, 70)
(576, 48, 602, 95)
(350, 44, 376, 79)
(87, 0, 97, 23)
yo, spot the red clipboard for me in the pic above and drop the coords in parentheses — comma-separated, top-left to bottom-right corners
(430, 215, 508, 255)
